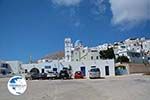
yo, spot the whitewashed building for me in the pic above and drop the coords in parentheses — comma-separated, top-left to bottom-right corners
(143, 40, 150, 53)
(0, 61, 23, 75)
(22, 60, 63, 74)
(63, 38, 115, 77)
(61, 60, 115, 78)
(124, 38, 142, 52)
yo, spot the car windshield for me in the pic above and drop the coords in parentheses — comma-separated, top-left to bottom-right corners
(90, 68, 99, 72)
(61, 70, 67, 73)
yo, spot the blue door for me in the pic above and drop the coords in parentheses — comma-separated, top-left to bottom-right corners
(80, 67, 86, 76)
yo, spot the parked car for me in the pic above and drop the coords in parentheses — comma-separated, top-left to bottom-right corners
(31, 73, 39, 80)
(31, 73, 47, 80)
(25, 73, 32, 80)
(47, 71, 58, 79)
(89, 68, 100, 79)
(59, 69, 71, 79)
(40, 73, 47, 79)
(74, 71, 84, 79)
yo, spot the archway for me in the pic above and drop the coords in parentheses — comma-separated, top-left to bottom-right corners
(30, 68, 40, 74)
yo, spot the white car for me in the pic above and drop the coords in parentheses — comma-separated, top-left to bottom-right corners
(89, 68, 100, 79)
(47, 72, 58, 79)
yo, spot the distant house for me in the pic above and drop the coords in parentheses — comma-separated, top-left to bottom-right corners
(0, 61, 22, 75)
(0, 61, 11, 75)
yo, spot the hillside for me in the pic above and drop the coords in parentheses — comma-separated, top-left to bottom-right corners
(42, 51, 64, 60)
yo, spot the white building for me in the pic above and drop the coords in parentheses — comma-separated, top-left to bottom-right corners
(97, 43, 109, 50)
(21, 37, 115, 78)
(113, 37, 150, 64)
(63, 38, 115, 78)
(64, 38, 73, 62)
(124, 38, 142, 52)
(65, 39, 102, 62)
(0, 61, 23, 75)
(61, 60, 115, 78)
(22, 60, 63, 74)
(143, 40, 150, 53)
(0, 61, 11, 75)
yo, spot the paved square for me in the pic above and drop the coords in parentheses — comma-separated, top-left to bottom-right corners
(0, 74, 150, 100)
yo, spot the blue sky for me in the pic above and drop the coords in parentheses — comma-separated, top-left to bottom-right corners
(0, 0, 149, 63)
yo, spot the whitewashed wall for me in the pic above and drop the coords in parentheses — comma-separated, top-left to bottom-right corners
(61, 59, 115, 78)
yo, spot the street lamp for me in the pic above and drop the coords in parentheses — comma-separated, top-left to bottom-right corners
(142, 56, 146, 66)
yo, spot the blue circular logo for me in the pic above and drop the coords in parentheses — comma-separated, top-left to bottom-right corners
(7, 76, 27, 95)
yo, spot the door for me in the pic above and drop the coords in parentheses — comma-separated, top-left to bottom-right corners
(80, 67, 86, 76)
(105, 66, 109, 76)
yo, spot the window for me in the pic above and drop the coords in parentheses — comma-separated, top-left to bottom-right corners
(96, 56, 99, 60)
(2, 63, 8, 68)
(45, 66, 51, 69)
(91, 56, 93, 60)
(91, 66, 96, 68)
(121, 46, 126, 48)
(71, 51, 73, 54)
(67, 55, 69, 60)
(91, 50, 98, 52)
(53, 68, 57, 72)
(83, 50, 85, 53)
(25, 69, 28, 73)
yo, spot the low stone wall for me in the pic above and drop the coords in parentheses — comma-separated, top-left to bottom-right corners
(116, 63, 150, 74)
(128, 63, 150, 74)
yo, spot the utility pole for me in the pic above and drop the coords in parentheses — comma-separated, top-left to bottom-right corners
(29, 55, 32, 64)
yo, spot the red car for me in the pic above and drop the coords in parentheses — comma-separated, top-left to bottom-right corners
(74, 71, 84, 79)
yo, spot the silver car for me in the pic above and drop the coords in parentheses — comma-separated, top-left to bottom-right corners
(47, 71, 58, 79)
(89, 68, 100, 79)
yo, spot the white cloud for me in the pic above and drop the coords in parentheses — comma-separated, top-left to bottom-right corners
(90, 0, 107, 15)
(51, 0, 82, 6)
(95, 0, 106, 14)
(109, 0, 150, 25)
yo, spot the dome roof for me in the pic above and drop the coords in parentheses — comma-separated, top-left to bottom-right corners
(75, 40, 82, 47)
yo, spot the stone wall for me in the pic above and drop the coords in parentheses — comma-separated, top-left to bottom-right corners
(116, 63, 150, 74)
(128, 63, 150, 74)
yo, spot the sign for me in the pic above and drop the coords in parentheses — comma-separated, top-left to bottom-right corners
(7, 76, 27, 95)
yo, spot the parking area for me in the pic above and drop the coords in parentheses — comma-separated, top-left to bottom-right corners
(0, 74, 150, 100)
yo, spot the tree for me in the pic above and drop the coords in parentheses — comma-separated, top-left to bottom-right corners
(99, 48, 115, 59)
(116, 56, 129, 63)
